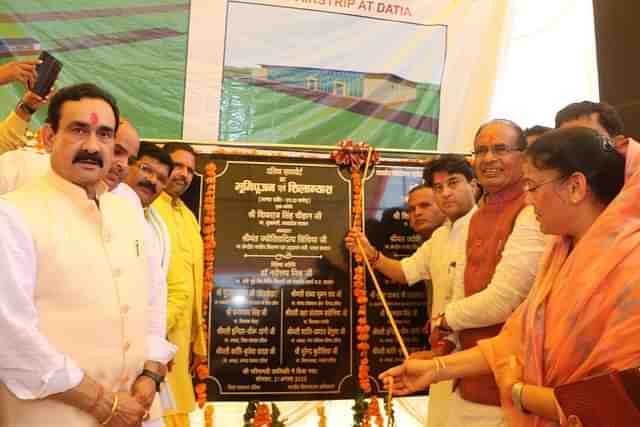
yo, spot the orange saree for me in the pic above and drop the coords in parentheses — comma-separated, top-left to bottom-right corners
(478, 140, 640, 427)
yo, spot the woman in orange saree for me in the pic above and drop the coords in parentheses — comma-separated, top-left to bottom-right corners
(380, 127, 640, 426)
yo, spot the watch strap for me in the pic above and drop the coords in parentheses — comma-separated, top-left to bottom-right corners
(139, 368, 165, 392)
(17, 101, 36, 115)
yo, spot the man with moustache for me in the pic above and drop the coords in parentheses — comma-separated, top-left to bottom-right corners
(122, 143, 176, 427)
(434, 119, 545, 427)
(345, 155, 478, 427)
(0, 83, 168, 426)
(0, 118, 141, 196)
(126, 143, 174, 275)
(153, 143, 207, 427)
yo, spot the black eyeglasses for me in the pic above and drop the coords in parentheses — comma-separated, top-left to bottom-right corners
(472, 144, 523, 157)
(137, 162, 169, 186)
(523, 176, 568, 193)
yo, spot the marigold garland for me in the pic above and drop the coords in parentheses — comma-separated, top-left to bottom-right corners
(333, 140, 388, 427)
(243, 401, 286, 427)
(204, 403, 215, 427)
(196, 162, 217, 409)
(368, 396, 384, 427)
(316, 402, 326, 427)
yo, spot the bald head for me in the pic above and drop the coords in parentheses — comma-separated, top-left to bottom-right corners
(104, 119, 141, 190)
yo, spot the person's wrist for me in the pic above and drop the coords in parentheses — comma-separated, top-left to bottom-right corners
(92, 391, 115, 423)
(138, 368, 165, 392)
(431, 357, 447, 383)
(511, 382, 529, 413)
(144, 360, 168, 377)
(16, 101, 36, 116)
(369, 249, 381, 265)
(87, 383, 104, 415)
(433, 313, 452, 332)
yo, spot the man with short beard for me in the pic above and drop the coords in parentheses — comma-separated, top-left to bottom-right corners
(152, 143, 207, 427)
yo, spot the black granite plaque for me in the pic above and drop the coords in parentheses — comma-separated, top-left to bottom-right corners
(196, 155, 430, 401)
(208, 160, 354, 400)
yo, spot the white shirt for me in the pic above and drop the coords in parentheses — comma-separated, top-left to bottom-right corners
(0, 184, 175, 399)
(0, 147, 50, 195)
(401, 206, 476, 316)
(145, 206, 171, 277)
(112, 183, 176, 364)
(399, 207, 476, 427)
(445, 205, 546, 331)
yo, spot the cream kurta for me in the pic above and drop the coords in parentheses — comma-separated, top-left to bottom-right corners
(153, 192, 207, 416)
(0, 171, 149, 426)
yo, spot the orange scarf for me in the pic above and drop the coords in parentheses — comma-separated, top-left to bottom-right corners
(478, 141, 640, 427)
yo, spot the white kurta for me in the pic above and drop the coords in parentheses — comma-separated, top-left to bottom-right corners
(0, 147, 49, 195)
(0, 156, 173, 364)
(0, 171, 173, 426)
(145, 205, 172, 278)
(99, 183, 175, 426)
(445, 206, 546, 331)
(400, 207, 476, 427)
(0, 171, 147, 426)
(443, 206, 546, 427)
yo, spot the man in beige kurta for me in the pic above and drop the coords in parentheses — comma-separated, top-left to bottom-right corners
(0, 83, 168, 426)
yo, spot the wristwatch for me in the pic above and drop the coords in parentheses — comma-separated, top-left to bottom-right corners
(16, 101, 36, 116)
(139, 369, 165, 392)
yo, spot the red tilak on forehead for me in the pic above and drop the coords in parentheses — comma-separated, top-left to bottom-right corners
(482, 128, 499, 143)
(89, 112, 99, 126)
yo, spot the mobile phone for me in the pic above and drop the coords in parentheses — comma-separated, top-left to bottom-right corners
(31, 51, 62, 97)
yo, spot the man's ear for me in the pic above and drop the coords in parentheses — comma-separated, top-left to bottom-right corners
(469, 178, 480, 194)
(40, 124, 55, 154)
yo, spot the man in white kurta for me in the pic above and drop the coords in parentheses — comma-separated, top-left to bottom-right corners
(345, 155, 478, 427)
(438, 120, 547, 427)
(0, 83, 171, 426)
(124, 143, 177, 277)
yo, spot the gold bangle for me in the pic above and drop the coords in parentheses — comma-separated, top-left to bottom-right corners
(100, 393, 119, 425)
(369, 249, 381, 265)
(432, 357, 447, 383)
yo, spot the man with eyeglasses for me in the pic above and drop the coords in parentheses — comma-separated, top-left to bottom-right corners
(432, 119, 545, 427)
(125, 143, 175, 276)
